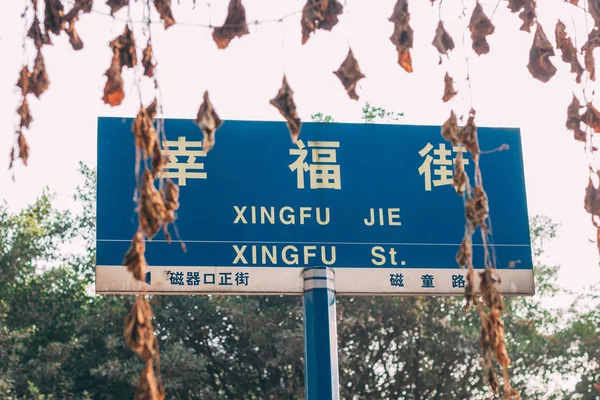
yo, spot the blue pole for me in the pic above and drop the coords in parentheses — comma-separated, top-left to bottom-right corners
(302, 267, 340, 400)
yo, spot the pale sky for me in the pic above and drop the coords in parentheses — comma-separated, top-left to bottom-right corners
(1, 0, 599, 305)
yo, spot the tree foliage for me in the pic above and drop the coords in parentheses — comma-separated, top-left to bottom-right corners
(0, 158, 595, 399)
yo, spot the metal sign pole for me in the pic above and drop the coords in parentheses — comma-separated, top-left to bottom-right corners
(302, 267, 340, 400)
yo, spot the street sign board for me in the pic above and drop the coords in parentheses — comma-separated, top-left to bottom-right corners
(96, 118, 533, 296)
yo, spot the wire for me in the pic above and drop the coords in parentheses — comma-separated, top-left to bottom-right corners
(61, 0, 311, 29)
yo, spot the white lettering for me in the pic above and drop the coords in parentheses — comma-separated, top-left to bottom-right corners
(388, 208, 401, 226)
(282, 245, 299, 265)
(233, 206, 247, 224)
(280, 207, 295, 225)
(300, 207, 311, 224)
(304, 245, 317, 264)
(233, 245, 248, 264)
(261, 207, 275, 224)
(371, 246, 386, 266)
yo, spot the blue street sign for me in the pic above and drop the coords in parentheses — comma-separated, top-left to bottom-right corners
(96, 118, 533, 295)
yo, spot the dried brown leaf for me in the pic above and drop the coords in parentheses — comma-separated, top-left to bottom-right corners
(465, 185, 489, 229)
(270, 76, 302, 143)
(389, 0, 414, 72)
(212, 0, 249, 49)
(154, 0, 175, 29)
(590, 0, 600, 28)
(110, 25, 137, 69)
(123, 231, 146, 281)
(585, 171, 600, 216)
(102, 53, 125, 106)
(300, 0, 343, 44)
(432, 21, 455, 56)
(162, 178, 180, 242)
(106, 0, 129, 16)
(453, 152, 467, 194)
(442, 72, 457, 102)
(135, 360, 165, 400)
(18, 98, 33, 129)
(64, 0, 93, 21)
(142, 43, 156, 78)
(566, 95, 586, 142)
(480, 268, 503, 310)
(195, 91, 223, 153)
(527, 23, 556, 83)
(518, 0, 536, 33)
(456, 234, 472, 267)
(17, 67, 31, 97)
(441, 110, 459, 146)
(333, 48, 366, 101)
(30, 50, 50, 98)
(151, 145, 167, 178)
(28, 15, 52, 49)
(555, 20, 584, 83)
(132, 100, 159, 158)
(17, 131, 30, 166)
(124, 297, 156, 361)
(469, 2, 495, 56)
(507, 0, 525, 13)
(9, 148, 15, 170)
(459, 110, 479, 159)
(138, 170, 167, 239)
(582, 102, 600, 133)
(44, 0, 65, 36)
(65, 20, 84, 50)
(465, 266, 476, 305)
(582, 28, 600, 82)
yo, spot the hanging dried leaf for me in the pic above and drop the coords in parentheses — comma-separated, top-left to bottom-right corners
(132, 100, 159, 158)
(566, 95, 586, 142)
(507, 0, 525, 13)
(17, 131, 30, 166)
(333, 49, 366, 101)
(64, 0, 93, 21)
(27, 15, 52, 49)
(442, 72, 457, 102)
(582, 29, 600, 82)
(300, 0, 343, 44)
(65, 20, 84, 50)
(124, 297, 156, 361)
(151, 145, 167, 178)
(195, 91, 223, 153)
(135, 360, 165, 400)
(17, 67, 31, 97)
(518, 0, 536, 32)
(555, 20, 584, 84)
(453, 152, 467, 194)
(106, 0, 129, 16)
(465, 266, 476, 305)
(142, 43, 156, 78)
(479, 268, 503, 309)
(459, 110, 479, 159)
(18, 98, 33, 129)
(465, 185, 489, 229)
(456, 235, 472, 267)
(527, 23, 556, 83)
(590, 0, 600, 28)
(154, 0, 175, 30)
(432, 21, 455, 56)
(585, 172, 600, 217)
(123, 231, 146, 281)
(441, 110, 459, 146)
(44, 0, 65, 36)
(469, 2, 495, 56)
(270, 76, 302, 143)
(102, 53, 125, 106)
(9, 148, 15, 171)
(389, 0, 414, 72)
(162, 178, 180, 242)
(212, 0, 249, 49)
(30, 50, 50, 98)
(138, 170, 167, 239)
(582, 102, 600, 133)
(110, 25, 137, 69)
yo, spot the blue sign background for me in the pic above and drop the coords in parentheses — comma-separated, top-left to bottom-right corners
(97, 118, 531, 272)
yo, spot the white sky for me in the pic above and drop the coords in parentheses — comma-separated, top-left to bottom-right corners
(0, 0, 599, 306)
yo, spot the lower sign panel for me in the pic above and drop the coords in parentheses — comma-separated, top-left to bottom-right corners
(95, 266, 534, 296)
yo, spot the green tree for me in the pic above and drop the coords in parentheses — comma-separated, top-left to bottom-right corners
(0, 144, 588, 399)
